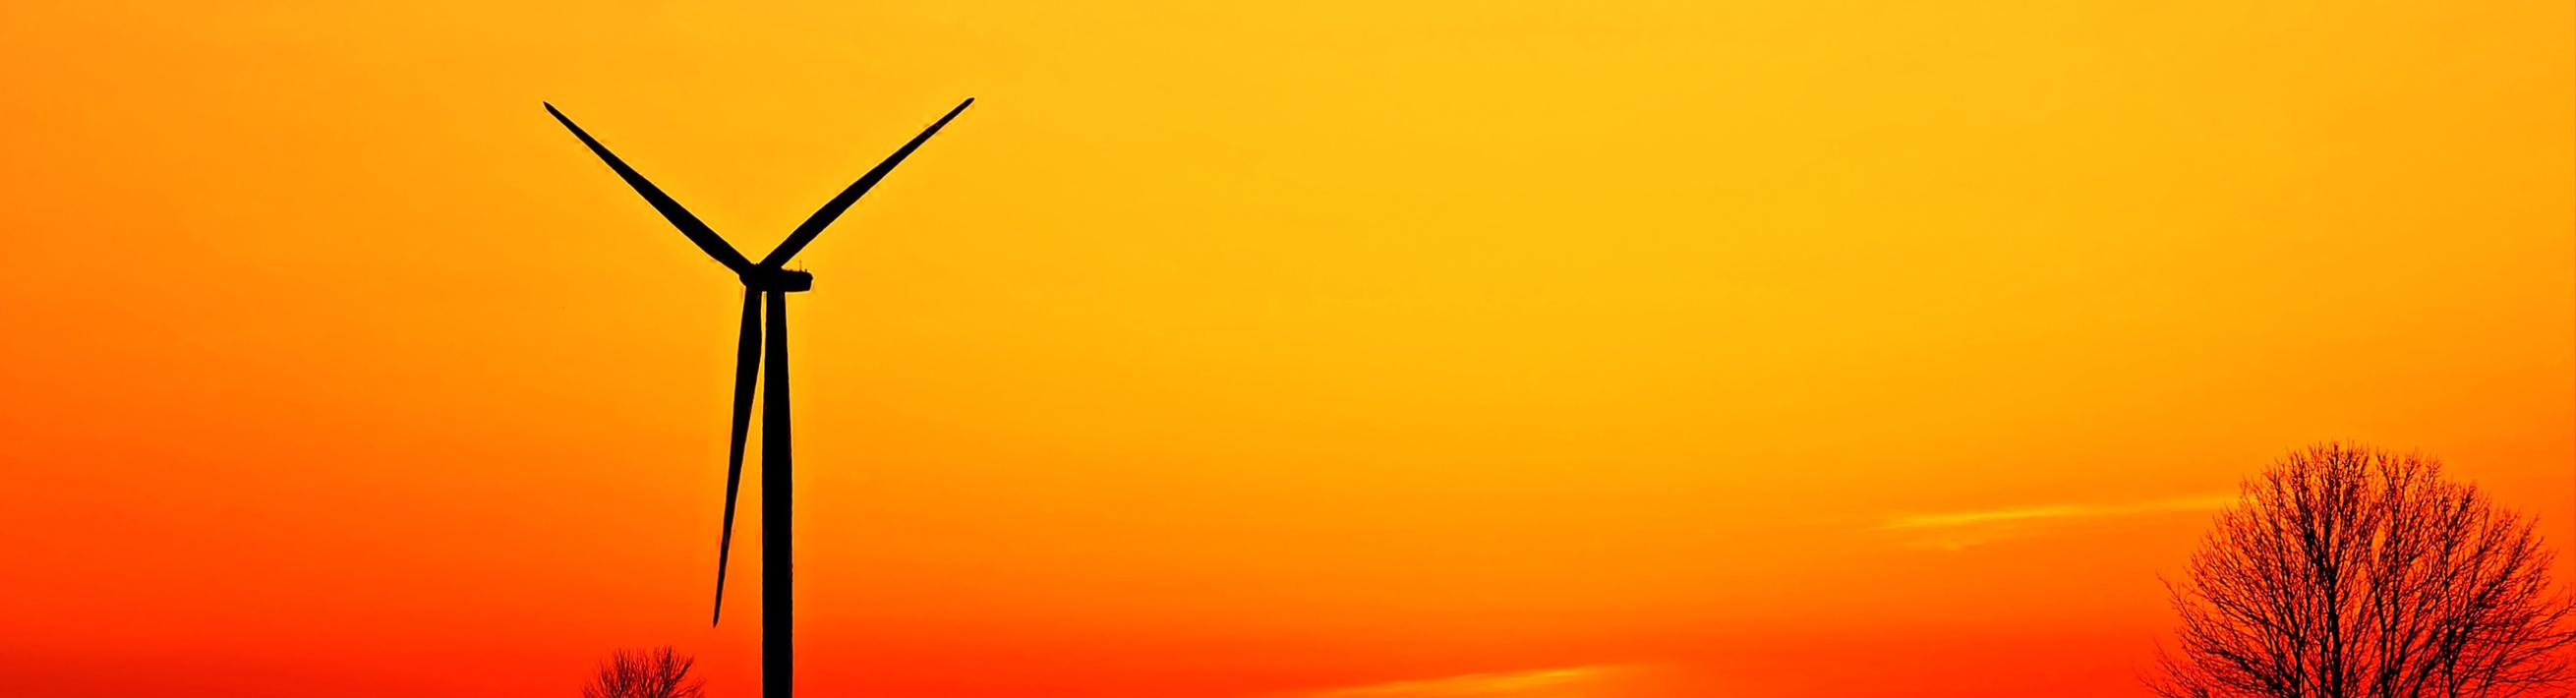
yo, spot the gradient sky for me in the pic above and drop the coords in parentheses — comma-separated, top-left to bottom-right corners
(1, 1, 2569, 696)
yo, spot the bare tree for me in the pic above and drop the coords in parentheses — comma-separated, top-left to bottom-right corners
(2151, 443, 2576, 697)
(583, 646, 706, 698)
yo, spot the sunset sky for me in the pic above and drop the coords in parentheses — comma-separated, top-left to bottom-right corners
(1, 1, 2568, 696)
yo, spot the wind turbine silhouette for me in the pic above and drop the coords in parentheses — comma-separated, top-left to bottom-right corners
(545, 97, 972, 698)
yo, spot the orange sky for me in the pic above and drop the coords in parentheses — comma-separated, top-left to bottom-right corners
(0, 1, 2568, 696)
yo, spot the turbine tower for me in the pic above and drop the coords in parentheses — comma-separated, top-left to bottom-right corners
(546, 97, 972, 698)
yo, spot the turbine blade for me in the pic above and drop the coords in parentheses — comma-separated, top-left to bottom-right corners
(757, 98, 975, 267)
(544, 102, 755, 273)
(713, 290, 761, 625)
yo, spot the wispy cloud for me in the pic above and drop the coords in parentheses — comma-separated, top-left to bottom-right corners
(1284, 665, 1650, 698)
(1882, 494, 2234, 550)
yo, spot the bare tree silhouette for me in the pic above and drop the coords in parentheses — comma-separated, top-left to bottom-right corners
(2151, 443, 2576, 697)
(583, 646, 706, 698)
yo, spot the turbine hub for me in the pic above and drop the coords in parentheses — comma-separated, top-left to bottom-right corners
(742, 267, 813, 293)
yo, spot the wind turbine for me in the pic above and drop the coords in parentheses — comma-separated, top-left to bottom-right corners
(545, 97, 972, 698)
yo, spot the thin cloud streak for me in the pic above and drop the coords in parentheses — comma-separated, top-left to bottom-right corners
(1884, 494, 2234, 530)
(1882, 494, 2235, 550)
(1284, 665, 1653, 698)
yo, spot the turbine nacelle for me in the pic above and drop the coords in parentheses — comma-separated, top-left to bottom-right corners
(742, 267, 814, 293)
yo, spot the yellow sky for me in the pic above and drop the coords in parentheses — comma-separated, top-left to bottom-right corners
(0, 1, 2568, 695)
